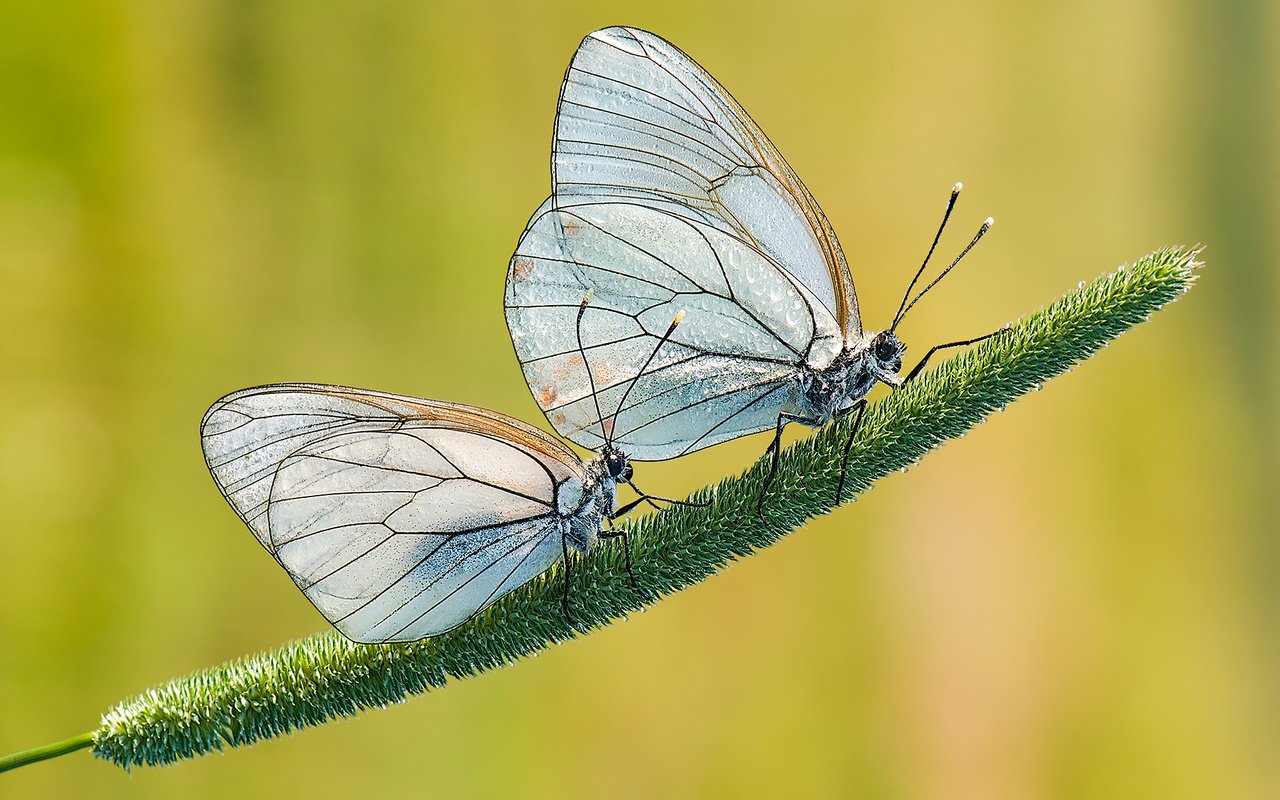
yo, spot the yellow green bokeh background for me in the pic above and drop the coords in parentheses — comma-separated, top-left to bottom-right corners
(1, 2, 1275, 798)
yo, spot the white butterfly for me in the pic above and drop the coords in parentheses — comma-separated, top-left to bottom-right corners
(505, 27, 994, 495)
(200, 384, 636, 643)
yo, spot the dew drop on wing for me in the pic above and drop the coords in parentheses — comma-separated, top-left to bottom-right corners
(726, 245, 745, 271)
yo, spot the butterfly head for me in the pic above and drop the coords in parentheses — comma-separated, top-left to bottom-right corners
(601, 443, 633, 483)
(868, 330, 905, 387)
(571, 444, 633, 551)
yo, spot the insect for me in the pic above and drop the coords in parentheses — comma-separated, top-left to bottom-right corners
(200, 383, 659, 643)
(505, 27, 998, 506)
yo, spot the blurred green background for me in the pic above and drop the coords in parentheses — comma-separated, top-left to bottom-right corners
(0, 1, 1274, 797)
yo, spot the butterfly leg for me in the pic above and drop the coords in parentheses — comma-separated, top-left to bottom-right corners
(902, 325, 1010, 384)
(611, 495, 649, 518)
(834, 399, 869, 503)
(599, 518, 650, 604)
(756, 411, 811, 521)
(603, 481, 702, 603)
(622, 477, 708, 512)
(559, 528, 576, 627)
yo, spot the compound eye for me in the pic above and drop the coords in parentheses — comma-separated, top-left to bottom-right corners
(874, 338, 896, 361)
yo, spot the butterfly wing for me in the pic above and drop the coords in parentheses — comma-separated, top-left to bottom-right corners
(507, 27, 858, 459)
(201, 384, 585, 642)
(507, 199, 841, 459)
(552, 26, 860, 339)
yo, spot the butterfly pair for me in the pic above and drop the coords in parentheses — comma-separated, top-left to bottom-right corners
(202, 26, 995, 644)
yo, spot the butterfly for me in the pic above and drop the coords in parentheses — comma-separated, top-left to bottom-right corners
(200, 383, 649, 643)
(505, 26, 997, 505)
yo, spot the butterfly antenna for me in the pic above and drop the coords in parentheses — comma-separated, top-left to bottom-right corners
(892, 183, 962, 331)
(610, 309, 686, 429)
(894, 216, 994, 329)
(575, 291, 610, 447)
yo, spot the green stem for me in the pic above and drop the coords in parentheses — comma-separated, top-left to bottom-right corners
(0, 732, 95, 774)
(1, 246, 1201, 773)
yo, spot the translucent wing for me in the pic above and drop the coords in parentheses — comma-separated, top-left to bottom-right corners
(507, 199, 841, 460)
(552, 26, 860, 338)
(200, 384, 585, 643)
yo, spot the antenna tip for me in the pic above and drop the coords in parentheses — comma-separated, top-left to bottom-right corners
(673, 309, 686, 325)
(580, 289, 593, 306)
(982, 216, 995, 229)
(953, 182, 963, 193)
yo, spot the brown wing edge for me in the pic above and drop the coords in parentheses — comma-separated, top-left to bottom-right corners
(207, 383, 588, 478)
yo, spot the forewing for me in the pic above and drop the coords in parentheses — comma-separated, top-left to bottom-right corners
(201, 384, 583, 642)
(507, 200, 840, 459)
(553, 26, 860, 338)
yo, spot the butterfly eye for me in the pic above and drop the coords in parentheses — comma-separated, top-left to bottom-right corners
(603, 450, 628, 479)
(874, 337, 897, 362)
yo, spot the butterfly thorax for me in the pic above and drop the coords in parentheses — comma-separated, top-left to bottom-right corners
(563, 444, 630, 553)
(798, 358, 855, 425)
(798, 330, 907, 424)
